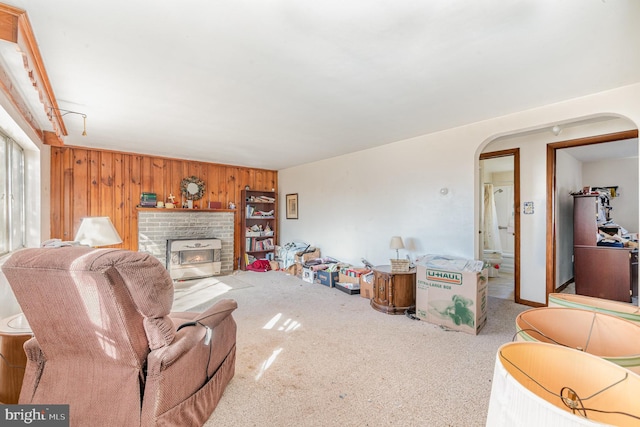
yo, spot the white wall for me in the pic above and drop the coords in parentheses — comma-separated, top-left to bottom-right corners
(278, 83, 640, 305)
(556, 150, 583, 287)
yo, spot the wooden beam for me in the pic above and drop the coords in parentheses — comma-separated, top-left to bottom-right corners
(0, 4, 67, 139)
(0, 4, 19, 43)
(43, 130, 64, 146)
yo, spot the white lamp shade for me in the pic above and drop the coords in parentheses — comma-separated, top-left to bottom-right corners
(75, 216, 122, 247)
(389, 236, 404, 250)
(487, 342, 640, 426)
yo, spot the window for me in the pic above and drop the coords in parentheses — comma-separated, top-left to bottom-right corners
(0, 132, 25, 255)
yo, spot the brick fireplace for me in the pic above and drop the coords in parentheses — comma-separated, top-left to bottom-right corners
(138, 210, 234, 274)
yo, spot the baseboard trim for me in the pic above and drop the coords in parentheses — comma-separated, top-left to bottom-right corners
(555, 278, 574, 293)
(516, 298, 545, 308)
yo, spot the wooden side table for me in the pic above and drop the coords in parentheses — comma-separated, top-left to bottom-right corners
(370, 265, 416, 315)
(0, 313, 31, 404)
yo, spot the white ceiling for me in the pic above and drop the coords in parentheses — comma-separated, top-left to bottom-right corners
(563, 138, 639, 163)
(4, 0, 640, 170)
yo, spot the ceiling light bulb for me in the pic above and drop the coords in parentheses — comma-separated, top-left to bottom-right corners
(551, 125, 561, 136)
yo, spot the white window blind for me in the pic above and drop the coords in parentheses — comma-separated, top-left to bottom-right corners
(0, 132, 25, 255)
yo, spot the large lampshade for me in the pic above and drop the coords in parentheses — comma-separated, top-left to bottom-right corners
(549, 293, 640, 325)
(487, 341, 640, 426)
(515, 307, 640, 374)
(74, 216, 122, 247)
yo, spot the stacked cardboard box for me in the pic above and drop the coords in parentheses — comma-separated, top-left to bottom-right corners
(359, 272, 374, 299)
(302, 268, 315, 283)
(333, 267, 369, 295)
(316, 270, 338, 287)
(284, 248, 321, 277)
(338, 267, 370, 285)
(295, 248, 321, 264)
(415, 264, 488, 335)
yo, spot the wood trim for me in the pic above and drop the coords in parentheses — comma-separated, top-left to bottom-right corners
(43, 131, 64, 146)
(0, 4, 67, 140)
(546, 143, 555, 305)
(479, 148, 517, 160)
(0, 4, 20, 43)
(546, 129, 639, 304)
(136, 208, 236, 212)
(480, 148, 523, 304)
(516, 298, 545, 308)
(513, 148, 521, 303)
(555, 278, 574, 294)
(547, 129, 638, 150)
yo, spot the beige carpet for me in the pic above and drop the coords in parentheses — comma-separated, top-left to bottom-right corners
(188, 271, 529, 427)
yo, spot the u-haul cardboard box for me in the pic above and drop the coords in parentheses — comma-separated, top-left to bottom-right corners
(415, 265, 488, 335)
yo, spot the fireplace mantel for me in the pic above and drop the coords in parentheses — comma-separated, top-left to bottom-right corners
(137, 207, 236, 213)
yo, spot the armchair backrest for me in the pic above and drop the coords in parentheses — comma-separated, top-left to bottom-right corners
(2, 247, 176, 368)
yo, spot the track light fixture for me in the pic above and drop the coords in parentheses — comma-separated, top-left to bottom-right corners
(48, 107, 87, 136)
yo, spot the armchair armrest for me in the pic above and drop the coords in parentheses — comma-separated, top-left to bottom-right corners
(18, 337, 45, 403)
(175, 298, 238, 332)
(142, 299, 237, 420)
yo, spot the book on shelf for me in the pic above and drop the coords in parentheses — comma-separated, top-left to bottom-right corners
(246, 205, 274, 218)
(262, 238, 274, 250)
(248, 195, 275, 203)
(246, 237, 275, 252)
(255, 209, 274, 217)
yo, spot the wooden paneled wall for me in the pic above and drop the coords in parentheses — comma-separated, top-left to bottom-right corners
(50, 146, 278, 269)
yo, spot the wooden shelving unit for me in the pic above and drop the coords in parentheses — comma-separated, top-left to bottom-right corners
(240, 189, 277, 270)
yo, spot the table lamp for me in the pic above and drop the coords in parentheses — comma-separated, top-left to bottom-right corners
(389, 236, 404, 259)
(75, 216, 123, 247)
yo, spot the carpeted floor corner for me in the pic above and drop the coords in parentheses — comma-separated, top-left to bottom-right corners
(194, 271, 528, 427)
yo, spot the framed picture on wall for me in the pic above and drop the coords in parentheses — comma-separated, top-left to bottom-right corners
(286, 193, 298, 219)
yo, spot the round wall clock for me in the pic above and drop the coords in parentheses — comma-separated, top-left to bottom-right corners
(180, 176, 205, 200)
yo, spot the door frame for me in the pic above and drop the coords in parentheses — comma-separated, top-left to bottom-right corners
(480, 148, 521, 303)
(545, 129, 639, 302)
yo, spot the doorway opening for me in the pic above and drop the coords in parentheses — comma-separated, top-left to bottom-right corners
(480, 148, 521, 303)
(545, 129, 639, 301)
